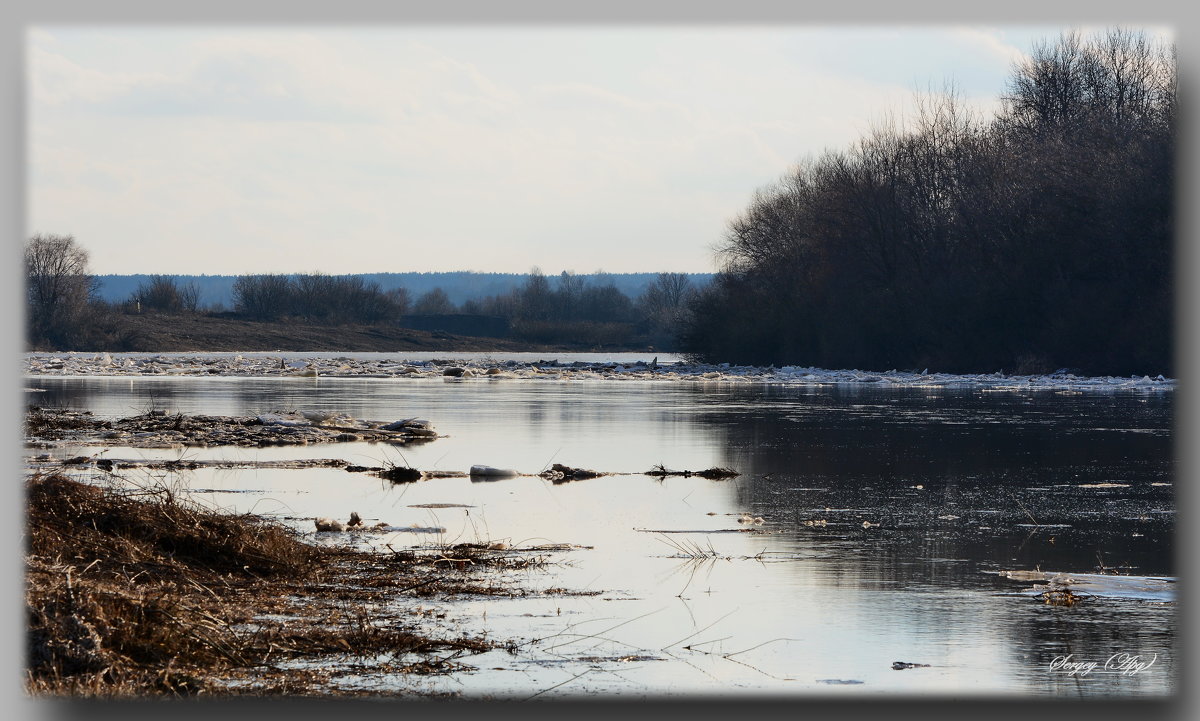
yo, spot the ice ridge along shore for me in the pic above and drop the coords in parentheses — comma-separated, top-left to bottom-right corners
(24, 352, 1174, 392)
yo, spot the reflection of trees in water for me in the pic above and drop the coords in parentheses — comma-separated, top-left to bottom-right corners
(695, 385, 1172, 568)
(688, 385, 1175, 695)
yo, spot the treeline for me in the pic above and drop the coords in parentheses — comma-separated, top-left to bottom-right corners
(225, 268, 699, 347)
(681, 29, 1174, 376)
(25, 229, 705, 350)
(93, 271, 712, 310)
(228, 273, 406, 324)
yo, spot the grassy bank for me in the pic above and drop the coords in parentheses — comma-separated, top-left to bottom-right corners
(24, 472, 522, 697)
(27, 310, 658, 354)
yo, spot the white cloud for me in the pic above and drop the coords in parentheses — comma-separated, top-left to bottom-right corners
(29, 44, 165, 106)
(949, 27, 1030, 66)
(27, 25, 1092, 275)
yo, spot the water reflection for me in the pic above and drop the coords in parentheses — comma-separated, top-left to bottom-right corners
(24, 376, 1174, 697)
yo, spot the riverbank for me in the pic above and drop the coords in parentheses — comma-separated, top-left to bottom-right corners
(24, 466, 570, 697)
(22, 406, 574, 698)
(28, 311, 650, 354)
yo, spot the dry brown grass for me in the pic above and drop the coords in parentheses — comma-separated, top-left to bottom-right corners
(24, 473, 512, 698)
(24, 407, 106, 439)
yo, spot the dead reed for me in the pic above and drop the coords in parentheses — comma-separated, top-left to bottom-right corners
(24, 472, 510, 697)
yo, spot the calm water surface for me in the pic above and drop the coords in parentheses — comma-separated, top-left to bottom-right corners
(26, 373, 1175, 698)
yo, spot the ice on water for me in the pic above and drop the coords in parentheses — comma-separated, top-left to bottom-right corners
(24, 351, 1175, 392)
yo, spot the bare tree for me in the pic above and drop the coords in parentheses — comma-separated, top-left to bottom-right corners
(386, 287, 411, 316)
(232, 274, 294, 320)
(412, 287, 455, 315)
(684, 28, 1173, 375)
(639, 273, 696, 344)
(178, 281, 202, 312)
(133, 275, 186, 312)
(556, 270, 586, 321)
(517, 267, 553, 321)
(25, 234, 96, 343)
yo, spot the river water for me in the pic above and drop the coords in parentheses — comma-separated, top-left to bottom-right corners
(25, 366, 1175, 698)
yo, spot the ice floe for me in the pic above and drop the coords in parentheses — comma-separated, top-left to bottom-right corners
(23, 352, 1175, 392)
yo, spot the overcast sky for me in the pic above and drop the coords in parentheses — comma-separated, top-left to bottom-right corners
(26, 24, 1173, 276)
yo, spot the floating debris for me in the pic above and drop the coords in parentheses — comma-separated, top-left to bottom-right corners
(540, 463, 605, 482)
(422, 470, 470, 479)
(377, 465, 422, 483)
(26, 408, 441, 449)
(380, 418, 439, 437)
(995, 569, 1175, 602)
(646, 464, 740, 479)
(299, 410, 340, 425)
(892, 661, 931, 670)
(469, 465, 521, 479)
(1041, 589, 1086, 606)
(314, 517, 344, 533)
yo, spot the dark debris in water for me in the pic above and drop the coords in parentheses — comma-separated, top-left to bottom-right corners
(376, 465, 422, 483)
(646, 464, 740, 480)
(25, 407, 442, 450)
(541, 463, 606, 482)
(1041, 589, 1087, 606)
(575, 654, 664, 664)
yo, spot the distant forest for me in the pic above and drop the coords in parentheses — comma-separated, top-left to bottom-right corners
(93, 271, 712, 312)
(680, 30, 1174, 376)
(25, 259, 711, 350)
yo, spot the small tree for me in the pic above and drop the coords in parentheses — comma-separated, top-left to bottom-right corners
(232, 274, 294, 320)
(177, 281, 202, 312)
(638, 272, 696, 343)
(578, 281, 634, 322)
(385, 287, 411, 316)
(517, 267, 553, 321)
(557, 270, 586, 321)
(133, 275, 185, 312)
(412, 287, 455, 315)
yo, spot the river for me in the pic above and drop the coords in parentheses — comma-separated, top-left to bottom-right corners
(24, 359, 1175, 698)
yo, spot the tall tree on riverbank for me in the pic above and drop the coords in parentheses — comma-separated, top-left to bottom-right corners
(25, 233, 98, 347)
(681, 29, 1174, 376)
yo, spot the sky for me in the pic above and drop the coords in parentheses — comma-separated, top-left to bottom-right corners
(26, 24, 1175, 276)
